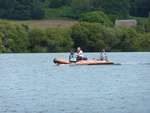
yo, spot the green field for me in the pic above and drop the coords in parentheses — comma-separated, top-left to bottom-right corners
(3, 19, 78, 29)
(16, 20, 77, 29)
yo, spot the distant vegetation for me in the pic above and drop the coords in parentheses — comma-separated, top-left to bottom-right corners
(0, 0, 150, 52)
(0, 20, 73, 53)
(0, 20, 150, 53)
(0, 0, 150, 20)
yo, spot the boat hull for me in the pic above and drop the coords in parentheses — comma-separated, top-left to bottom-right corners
(53, 58, 114, 65)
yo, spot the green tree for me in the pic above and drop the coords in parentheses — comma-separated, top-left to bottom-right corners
(0, 0, 16, 19)
(101, 27, 120, 51)
(138, 33, 150, 51)
(115, 28, 139, 51)
(0, 20, 30, 52)
(71, 22, 107, 51)
(31, 0, 45, 19)
(46, 28, 73, 52)
(80, 11, 112, 26)
(130, 0, 150, 17)
(71, 0, 91, 14)
(29, 28, 73, 52)
(47, 0, 71, 8)
(29, 28, 47, 52)
(145, 16, 150, 32)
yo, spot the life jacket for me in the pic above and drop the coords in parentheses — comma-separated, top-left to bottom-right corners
(69, 54, 77, 62)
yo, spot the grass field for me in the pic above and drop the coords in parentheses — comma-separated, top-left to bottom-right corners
(14, 19, 77, 29)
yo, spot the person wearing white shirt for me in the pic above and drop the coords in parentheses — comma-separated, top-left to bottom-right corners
(76, 47, 87, 61)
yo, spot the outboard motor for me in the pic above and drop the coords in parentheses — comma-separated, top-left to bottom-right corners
(53, 58, 57, 64)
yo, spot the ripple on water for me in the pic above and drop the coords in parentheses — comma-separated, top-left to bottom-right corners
(0, 53, 150, 113)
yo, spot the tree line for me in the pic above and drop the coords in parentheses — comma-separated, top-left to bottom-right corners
(0, 0, 45, 20)
(0, 20, 150, 53)
(0, 0, 150, 20)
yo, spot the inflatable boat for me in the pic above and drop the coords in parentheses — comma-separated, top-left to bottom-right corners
(53, 58, 114, 65)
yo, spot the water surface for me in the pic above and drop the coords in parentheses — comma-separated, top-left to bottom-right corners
(0, 52, 150, 113)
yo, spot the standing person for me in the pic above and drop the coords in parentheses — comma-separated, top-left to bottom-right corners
(100, 49, 108, 61)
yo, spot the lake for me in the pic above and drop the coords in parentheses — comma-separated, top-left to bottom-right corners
(0, 52, 150, 113)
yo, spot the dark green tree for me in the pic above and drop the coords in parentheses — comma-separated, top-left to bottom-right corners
(101, 0, 130, 19)
(0, 0, 45, 19)
(31, 0, 45, 19)
(48, 0, 71, 8)
(130, 0, 150, 17)
(71, 0, 91, 14)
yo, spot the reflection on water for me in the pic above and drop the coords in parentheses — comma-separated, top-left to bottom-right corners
(0, 52, 150, 113)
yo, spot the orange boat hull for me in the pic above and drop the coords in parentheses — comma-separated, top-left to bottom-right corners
(53, 58, 114, 65)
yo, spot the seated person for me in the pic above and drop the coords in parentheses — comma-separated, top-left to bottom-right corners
(76, 47, 87, 61)
(69, 50, 77, 63)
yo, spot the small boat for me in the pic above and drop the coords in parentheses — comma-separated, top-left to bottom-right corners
(53, 58, 114, 65)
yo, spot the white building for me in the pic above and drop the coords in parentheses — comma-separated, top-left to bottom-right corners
(115, 19, 137, 28)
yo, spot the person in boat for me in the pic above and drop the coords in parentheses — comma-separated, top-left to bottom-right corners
(69, 50, 77, 63)
(100, 49, 108, 61)
(76, 47, 87, 61)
